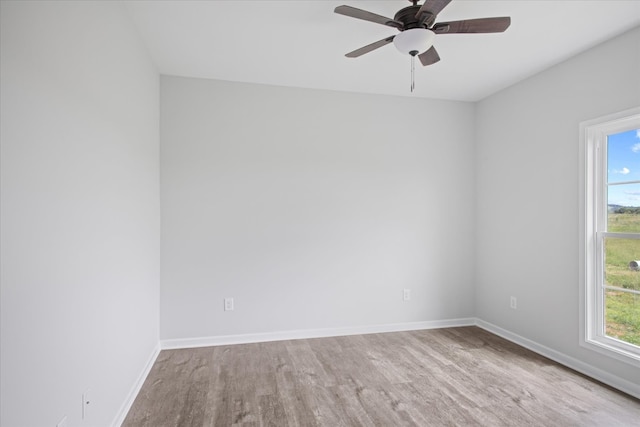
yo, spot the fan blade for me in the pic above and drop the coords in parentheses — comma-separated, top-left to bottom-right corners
(418, 45, 440, 66)
(416, 0, 452, 20)
(335, 5, 403, 29)
(433, 17, 511, 34)
(345, 36, 396, 58)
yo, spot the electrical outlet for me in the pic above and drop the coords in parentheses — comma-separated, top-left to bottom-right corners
(403, 289, 411, 301)
(82, 389, 91, 419)
(56, 415, 68, 427)
(224, 297, 234, 311)
(510, 296, 517, 309)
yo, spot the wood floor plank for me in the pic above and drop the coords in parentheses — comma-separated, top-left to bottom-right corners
(123, 327, 640, 426)
(258, 393, 288, 427)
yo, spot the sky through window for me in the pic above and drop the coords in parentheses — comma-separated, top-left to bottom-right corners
(607, 128, 640, 207)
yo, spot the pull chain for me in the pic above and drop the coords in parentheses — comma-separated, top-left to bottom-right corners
(410, 50, 418, 92)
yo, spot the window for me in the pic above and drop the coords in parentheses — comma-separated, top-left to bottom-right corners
(580, 107, 640, 365)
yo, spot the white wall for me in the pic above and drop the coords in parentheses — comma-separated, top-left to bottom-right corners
(160, 76, 476, 340)
(0, 2, 160, 426)
(476, 27, 640, 385)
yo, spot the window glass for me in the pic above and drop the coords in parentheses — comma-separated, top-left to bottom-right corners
(606, 129, 640, 232)
(607, 184, 640, 233)
(603, 237, 640, 290)
(603, 127, 640, 351)
(605, 289, 640, 346)
(607, 129, 640, 184)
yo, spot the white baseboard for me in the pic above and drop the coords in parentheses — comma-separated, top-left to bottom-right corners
(475, 319, 640, 400)
(112, 342, 161, 427)
(160, 317, 477, 350)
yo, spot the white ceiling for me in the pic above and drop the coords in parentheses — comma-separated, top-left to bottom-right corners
(124, 0, 640, 102)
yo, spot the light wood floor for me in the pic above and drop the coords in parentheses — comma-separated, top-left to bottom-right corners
(123, 326, 640, 426)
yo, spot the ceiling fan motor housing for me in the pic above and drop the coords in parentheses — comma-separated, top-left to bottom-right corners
(394, 5, 433, 29)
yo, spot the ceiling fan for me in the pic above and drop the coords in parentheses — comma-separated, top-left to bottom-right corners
(335, 0, 511, 69)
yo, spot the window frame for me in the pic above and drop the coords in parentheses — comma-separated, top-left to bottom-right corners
(579, 107, 640, 366)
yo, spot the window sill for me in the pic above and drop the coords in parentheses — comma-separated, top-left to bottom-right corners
(581, 335, 640, 367)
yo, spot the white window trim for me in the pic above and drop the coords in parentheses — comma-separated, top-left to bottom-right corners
(579, 106, 640, 367)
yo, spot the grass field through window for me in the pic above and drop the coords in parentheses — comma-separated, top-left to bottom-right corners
(605, 212, 640, 346)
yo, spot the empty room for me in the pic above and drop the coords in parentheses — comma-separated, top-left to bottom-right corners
(1, 1, 640, 426)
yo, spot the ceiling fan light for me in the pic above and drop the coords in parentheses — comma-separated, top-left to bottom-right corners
(393, 28, 435, 55)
